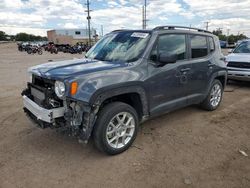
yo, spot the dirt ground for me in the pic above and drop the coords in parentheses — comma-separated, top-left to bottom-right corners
(0, 43, 249, 188)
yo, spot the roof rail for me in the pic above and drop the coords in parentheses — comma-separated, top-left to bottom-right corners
(153, 25, 212, 34)
(111, 29, 128, 32)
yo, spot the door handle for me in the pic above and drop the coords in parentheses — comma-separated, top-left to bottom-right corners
(180, 68, 191, 73)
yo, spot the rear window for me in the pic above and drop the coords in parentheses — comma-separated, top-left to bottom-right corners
(190, 35, 208, 58)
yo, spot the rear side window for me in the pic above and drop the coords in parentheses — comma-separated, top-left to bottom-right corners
(190, 35, 208, 58)
(157, 34, 187, 60)
(209, 37, 215, 52)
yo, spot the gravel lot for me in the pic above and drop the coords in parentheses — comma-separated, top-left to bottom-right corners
(0, 43, 249, 188)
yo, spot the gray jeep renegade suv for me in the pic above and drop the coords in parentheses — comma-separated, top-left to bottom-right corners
(22, 26, 227, 155)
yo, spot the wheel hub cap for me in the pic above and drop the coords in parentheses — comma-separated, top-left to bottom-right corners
(210, 83, 222, 107)
(106, 112, 135, 149)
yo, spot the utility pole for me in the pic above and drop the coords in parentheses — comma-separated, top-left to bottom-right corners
(204, 21, 210, 31)
(85, 0, 92, 46)
(144, 0, 147, 29)
(226, 28, 230, 45)
(216, 27, 223, 34)
(142, 0, 147, 29)
(142, 6, 144, 29)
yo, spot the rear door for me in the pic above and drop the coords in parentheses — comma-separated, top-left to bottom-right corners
(186, 35, 214, 103)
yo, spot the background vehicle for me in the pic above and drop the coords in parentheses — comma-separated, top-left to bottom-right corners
(236, 39, 250, 47)
(26, 46, 43, 55)
(220, 40, 227, 48)
(22, 26, 227, 155)
(226, 40, 250, 81)
(50, 45, 58, 54)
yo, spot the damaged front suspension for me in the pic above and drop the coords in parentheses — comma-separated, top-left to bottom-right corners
(63, 99, 99, 143)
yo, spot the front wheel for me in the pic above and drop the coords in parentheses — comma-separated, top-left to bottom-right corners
(27, 49, 32, 54)
(200, 79, 223, 111)
(93, 102, 139, 155)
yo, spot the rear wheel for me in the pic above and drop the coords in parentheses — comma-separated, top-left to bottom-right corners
(38, 49, 43, 55)
(27, 49, 32, 54)
(93, 102, 139, 155)
(200, 79, 223, 111)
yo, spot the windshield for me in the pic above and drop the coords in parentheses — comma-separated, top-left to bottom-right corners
(85, 31, 151, 62)
(234, 42, 250, 53)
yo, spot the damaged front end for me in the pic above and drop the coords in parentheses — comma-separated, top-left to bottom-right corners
(22, 75, 98, 142)
(63, 99, 99, 142)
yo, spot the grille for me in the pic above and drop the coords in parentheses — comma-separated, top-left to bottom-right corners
(227, 61, 250, 69)
(33, 75, 55, 88)
(28, 75, 63, 109)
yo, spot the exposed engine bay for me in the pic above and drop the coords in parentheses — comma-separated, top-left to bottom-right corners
(21, 75, 98, 142)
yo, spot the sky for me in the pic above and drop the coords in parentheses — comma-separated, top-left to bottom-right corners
(0, 0, 250, 37)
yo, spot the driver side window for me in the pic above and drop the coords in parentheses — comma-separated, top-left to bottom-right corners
(151, 34, 187, 61)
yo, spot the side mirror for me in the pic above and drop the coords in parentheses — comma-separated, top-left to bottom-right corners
(159, 53, 177, 64)
(228, 49, 233, 54)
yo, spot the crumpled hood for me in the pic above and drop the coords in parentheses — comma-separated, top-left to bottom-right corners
(226, 53, 250, 63)
(29, 58, 127, 80)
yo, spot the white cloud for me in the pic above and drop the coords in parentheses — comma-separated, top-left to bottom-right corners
(63, 23, 78, 29)
(0, 0, 250, 37)
(0, 26, 47, 36)
(183, 0, 250, 35)
(108, 1, 120, 7)
(209, 18, 250, 35)
(0, 12, 45, 27)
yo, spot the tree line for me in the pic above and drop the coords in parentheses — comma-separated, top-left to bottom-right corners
(212, 29, 248, 44)
(0, 31, 47, 41)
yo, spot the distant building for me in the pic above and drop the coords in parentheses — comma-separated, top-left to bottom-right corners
(47, 29, 97, 45)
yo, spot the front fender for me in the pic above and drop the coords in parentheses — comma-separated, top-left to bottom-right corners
(89, 83, 149, 116)
(67, 65, 148, 108)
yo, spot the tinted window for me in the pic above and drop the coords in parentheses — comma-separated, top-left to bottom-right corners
(209, 37, 215, 52)
(233, 42, 250, 53)
(191, 35, 208, 58)
(85, 31, 151, 62)
(155, 34, 186, 60)
(75, 31, 81, 35)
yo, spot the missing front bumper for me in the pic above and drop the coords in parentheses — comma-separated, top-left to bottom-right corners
(23, 95, 65, 123)
(22, 94, 97, 142)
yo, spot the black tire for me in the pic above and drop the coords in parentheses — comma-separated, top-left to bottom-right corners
(200, 79, 223, 111)
(38, 49, 43, 55)
(93, 102, 139, 155)
(27, 49, 32, 54)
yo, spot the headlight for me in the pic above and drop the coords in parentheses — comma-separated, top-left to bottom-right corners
(54, 81, 66, 98)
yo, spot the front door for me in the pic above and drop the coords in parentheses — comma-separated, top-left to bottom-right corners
(147, 33, 191, 116)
